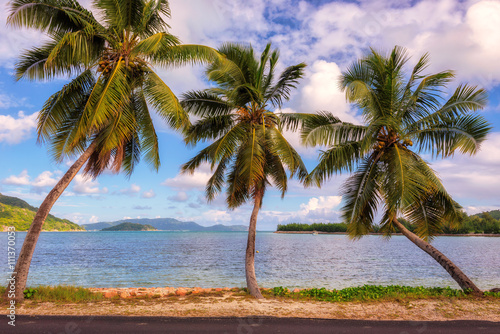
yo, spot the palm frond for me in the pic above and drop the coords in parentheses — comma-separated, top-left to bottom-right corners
(8, 0, 100, 35)
(266, 127, 308, 181)
(341, 154, 382, 238)
(308, 140, 366, 186)
(143, 70, 189, 130)
(181, 90, 234, 118)
(265, 63, 306, 108)
(411, 113, 491, 158)
(76, 58, 131, 145)
(184, 114, 236, 146)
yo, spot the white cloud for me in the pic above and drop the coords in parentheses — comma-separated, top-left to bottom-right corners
(432, 132, 500, 201)
(31, 171, 58, 189)
(168, 191, 189, 202)
(141, 189, 156, 199)
(62, 211, 98, 225)
(201, 209, 232, 224)
(300, 195, 343, 213)
(2, 170, 30, 185)
(0, 111, 38, 144)
(119, 183, 141, 196)
(2, 169, 64, 194)
(0, 94, 28, 109)
(300, 60, 359, 123)
(162, 163, 212, 191)
(464, 205, 500, 215)
(259, 195, 343, 227)
(0, 5, 46, 68)
(72, 174, 108, 195)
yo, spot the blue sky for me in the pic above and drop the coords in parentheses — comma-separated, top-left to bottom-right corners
(1, 0, 500, 230)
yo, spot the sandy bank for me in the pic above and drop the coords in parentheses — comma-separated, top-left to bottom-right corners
(3, 290, 499, 321)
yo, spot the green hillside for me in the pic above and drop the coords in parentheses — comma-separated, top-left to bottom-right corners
(0, 193, 83, 231)
(101, 222, 157, 231)
(474, 210, 500, 220)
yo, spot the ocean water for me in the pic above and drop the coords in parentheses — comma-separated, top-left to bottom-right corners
(1, 231, 499, 290)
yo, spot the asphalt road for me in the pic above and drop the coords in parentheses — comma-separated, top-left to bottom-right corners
(1, 316, 499, 334)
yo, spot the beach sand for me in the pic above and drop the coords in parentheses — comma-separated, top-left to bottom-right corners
(5, 291, 500, 321)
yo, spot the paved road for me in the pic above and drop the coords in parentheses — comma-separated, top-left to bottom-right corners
(1, 316, 499, 334)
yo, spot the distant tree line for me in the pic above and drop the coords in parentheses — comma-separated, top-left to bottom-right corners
(278, 211, 500, 234)
(398, 211, 500, 234)
(277, 222, 348, 232)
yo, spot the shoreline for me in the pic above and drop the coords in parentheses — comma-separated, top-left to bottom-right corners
(2, 231, 499, 236)
(2, 289, 499, 321)
(274, 231, 500, 237)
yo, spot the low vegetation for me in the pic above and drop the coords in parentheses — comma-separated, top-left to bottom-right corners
(266, 285, 500, 302)
(0, 286, 103, 303)
(2, 285, 499, 305)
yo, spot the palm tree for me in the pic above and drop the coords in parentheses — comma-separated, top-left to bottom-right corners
(299, 46, 491, 293)
(181, 43, 308, 298)
(7, 0, 221, 301)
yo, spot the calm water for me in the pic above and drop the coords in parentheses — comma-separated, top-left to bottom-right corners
(1, 232, 499, 290)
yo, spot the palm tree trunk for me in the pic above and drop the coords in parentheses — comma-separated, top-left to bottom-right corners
(8, 140, 98, 302)
(392, 218, 481, 294)
(245, 188, 264, 299)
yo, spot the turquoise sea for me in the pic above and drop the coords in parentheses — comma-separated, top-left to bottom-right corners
(1, 231, 499, 290)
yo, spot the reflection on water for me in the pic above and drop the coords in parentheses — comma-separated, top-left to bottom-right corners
(1, 232, 499, 289)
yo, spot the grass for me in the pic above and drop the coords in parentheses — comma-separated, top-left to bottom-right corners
(263, 285, 500, 302)
(0, 284, 498, 304)
(0, 285, 103, 303)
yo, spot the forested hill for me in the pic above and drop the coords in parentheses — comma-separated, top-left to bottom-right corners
(101, 222, 157, 231)
(0, 193, 83, 231)
(82, 217, 248, 232)
(474, 210, 500, 220)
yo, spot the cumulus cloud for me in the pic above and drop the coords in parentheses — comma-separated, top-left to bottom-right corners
(31, 171, 59, 193)
(300, 61, 358, 123)
(31, 171, 58, 188)
(162, 163, 212, 191)
(119, 183, 141, 196)
(2, 170, 30, 185)
(72, 174, 108, 195)
(262, 195, 343, 225)
(200, 209, 232, 224)
(2, 169, 61, 194)
(168, 191, 189, 202)
(464, 205, 500, 215)
(62, 212, 98, 225)
(433, 132, 500, 201)
(0, 111, 38, 144)
(141, 189, 156, 199)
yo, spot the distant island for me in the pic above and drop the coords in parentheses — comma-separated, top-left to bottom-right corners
(0, 193, 83, 231)
(82, 217, 248, 232)
(101, 222, 157, 231)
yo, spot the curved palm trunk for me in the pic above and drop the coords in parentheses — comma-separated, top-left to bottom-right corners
(8, 140, 98, 302)
(393, 219, 481, 294)
(246, 189, 264, 299)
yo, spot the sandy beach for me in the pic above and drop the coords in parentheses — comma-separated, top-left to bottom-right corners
(4, 290, 500, 322)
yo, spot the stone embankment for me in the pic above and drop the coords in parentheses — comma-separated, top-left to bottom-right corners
(89, 287, 282, 299)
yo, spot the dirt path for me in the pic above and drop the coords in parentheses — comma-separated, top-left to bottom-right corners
(7, 293, 500, 321)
